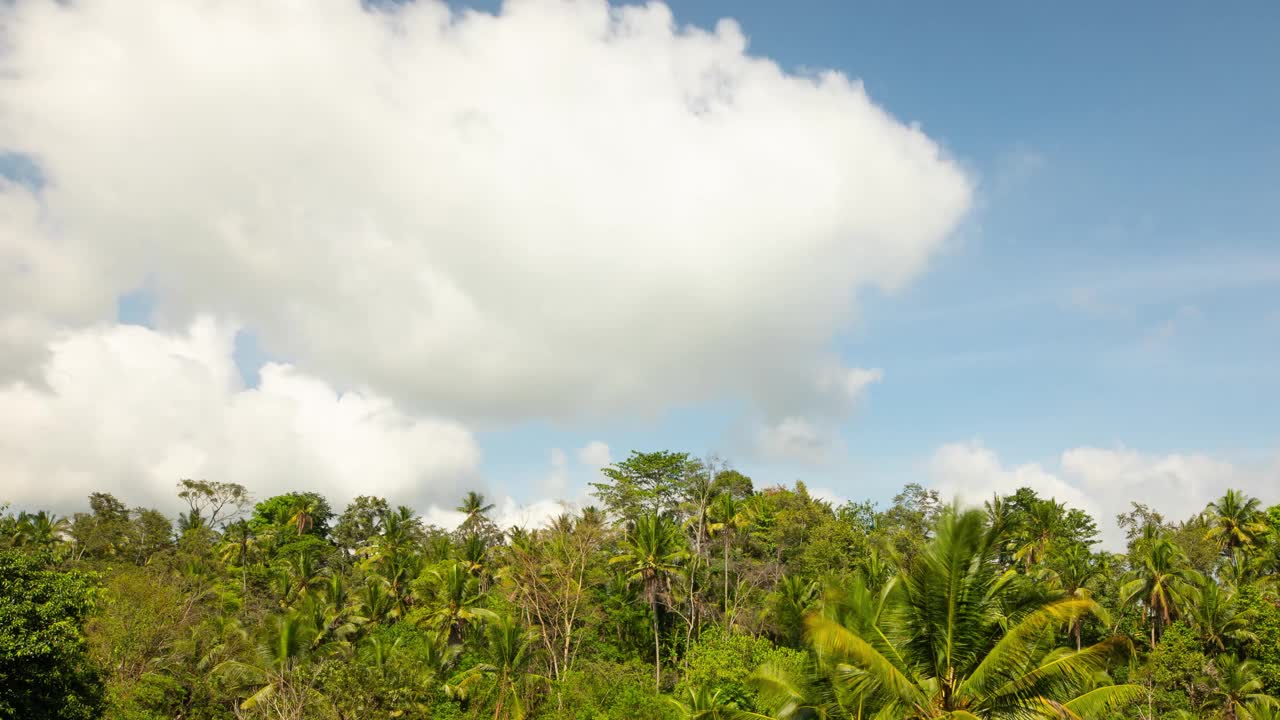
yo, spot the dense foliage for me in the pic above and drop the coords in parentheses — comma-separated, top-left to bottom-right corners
(2, 454, 1278, 719)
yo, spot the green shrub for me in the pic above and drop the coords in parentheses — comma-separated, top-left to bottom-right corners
(676, 627, 807, 712)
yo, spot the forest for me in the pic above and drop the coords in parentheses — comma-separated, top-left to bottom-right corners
(3, 450, 1279, 720)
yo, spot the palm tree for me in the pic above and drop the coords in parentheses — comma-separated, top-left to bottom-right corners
(1120, 536, 1204, 648)
(278, 544, 326, 607)
(669, 686, 770, 719)
(1047, 543, 1106, 650)
(359, 576, 399, 624)
(417, 629, 464, 698)
(289, 497, 323, 535)
(301, 575, 359, 649)
(710, 493, 751, 628)
(767, 575, 819, 647)
(1244, 701, 1280, 720)
(357, 635, 415, 705)
(1187, 583, 1258, 653)
(748, 661, 833, 719)
(458, 491, 496, 533)
(800, 508, 1141, 718)
(611, 513, 687, 690)
(1012, 498, 1065, 572)
(1205, 490, 1268, 554)
(219, 519, 258, 593)
(458, 533, 489, 577)
(984, 494, 1012, 537)
(455, 615, 547, 720)
(683, 466, 720, 644)
(14, 511, 69, 548)
(215, 612, 333, 717)
(1202, 654, 1278, 720)
(416, 561, 494, 643)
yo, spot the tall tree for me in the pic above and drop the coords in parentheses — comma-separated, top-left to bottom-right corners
(251, 492, 334, 541)
(611, 513, 688, 690)
(710, 493, 750, 629)
(1205, 489, 1268, 555)
(592, 450, 698, 521)
(1047, 543, 1105, 650)
(1186, 583, 1258, 653)
(456, 615, 547, 720)
(414, 561, 494, 643)
(176, 479, 252, 530)
(1121, 536, 1204, 649)
(331, 495, 390, 557)
(501, 510, 608, 679)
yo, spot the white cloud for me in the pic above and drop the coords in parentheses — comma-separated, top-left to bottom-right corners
(929, 441, 1279, 549)
(422, 495, 568, 533)
(815, 365, 883, 406)
(542, 447, 570, 496)
(0, 0, 970, 423)
(576, 440, 611, 470)
(493, 496, 571, 531)
(0, 318, 481, 515)
(809, 486, 850, 507)
(756, 416, 833, 464)
(752, 364, 881, 463)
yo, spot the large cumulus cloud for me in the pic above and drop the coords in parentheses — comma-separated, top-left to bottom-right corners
(0, 319, 481, 514)
(0, 0, 970, 424)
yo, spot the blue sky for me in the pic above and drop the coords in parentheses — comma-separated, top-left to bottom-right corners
(2, 0, 1277, 531)
(473, 0, 1280, 505)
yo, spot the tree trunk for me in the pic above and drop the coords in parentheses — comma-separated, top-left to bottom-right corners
(652, 595, 661, 691)
(723, 533, 731, 628)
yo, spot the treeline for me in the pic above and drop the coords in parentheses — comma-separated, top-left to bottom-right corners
(2, 450, 1279, 719)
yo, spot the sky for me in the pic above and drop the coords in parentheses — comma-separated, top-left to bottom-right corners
(1, 0, 1277, 547)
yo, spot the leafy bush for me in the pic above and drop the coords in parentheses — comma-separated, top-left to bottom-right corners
(540, 659, 675, 720)
(676, 627, 807, 712)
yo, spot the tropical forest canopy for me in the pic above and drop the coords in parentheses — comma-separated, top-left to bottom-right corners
(3, 452, 1280, 719)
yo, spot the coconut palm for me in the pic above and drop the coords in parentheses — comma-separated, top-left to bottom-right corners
(418, 629, 464, 697)
(457, 491, 496, 535)
(215, 612, 334, 718)
(1187, 583, 1258, 653)
(669, 686, 771, 719)
(13, 510, 70, 548)
(1245, 702, 1280, 720)
(367, 516, 425, 616)
(1047, 543, 1106, 650)
(1012, 498, 1066, 572)
(1205, 490, 1268, 554)
(359, 576, 398, 624)
(458, 532, 490, 577)
(455, 615, 547, 720)
(767, 575, 820, 647)
(300, 575, 359, 649)
(801, 508, 1142, 719)
(1120, 537, 1204, 648)
(710, 493, 751, 628)
(1202, 654, 1278, 720)
(277, 544, 326, 607)
(219, 518, 258, 593)
(288, 497, 323, 535)
(610, 513, 687, 690)
(415, 561, 495, 643)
